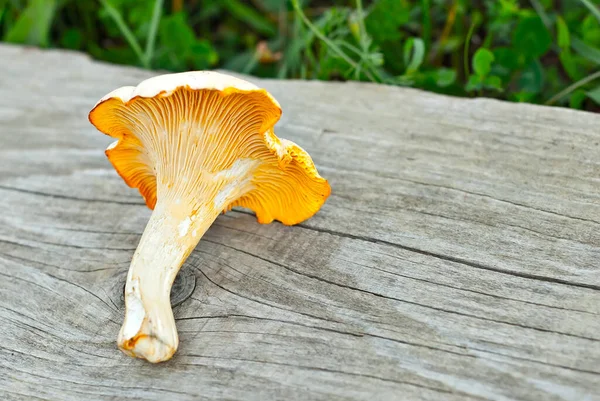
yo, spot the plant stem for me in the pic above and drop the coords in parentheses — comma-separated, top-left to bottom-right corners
(0, 3, 6, 26)
(464, 19, 476, 78)
(433, 0, 457, 65)
(290, 0, 378, 83)
(355, 0, 368, 48)
(353, 0, 385, 83)
(546, 70, 600, 105)
(421, 0, 431, 53)
(172, 0, 182, 13)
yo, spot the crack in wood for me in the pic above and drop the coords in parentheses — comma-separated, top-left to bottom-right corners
(294, 223, 600, 291)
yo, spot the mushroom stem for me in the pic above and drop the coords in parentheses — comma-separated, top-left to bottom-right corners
(117, 200, 218, 363)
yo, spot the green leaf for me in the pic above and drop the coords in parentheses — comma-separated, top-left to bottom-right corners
(159, 12, 195, 51)
(498, 0, 520, 16)
(190, 40, 219, 70)
(581, 14, 600, 45)
(222, 0, 276, 36)
(156, 12, 217, 71)
(493, 47, 520, 71)
(472, 48, 494, 77)
(156, 12, 197, 70)
(570, 89, 587, 109)
(518, 59, 544, 94)
(556, 16, 570, 49)
(434, 68, 457, 87)
(60, 28, 83, 50)
(4, 0, 56, 46)
(484, 75, 503, 92)
(559, 49, 579, 80)
(586, 85, 600, 105)
(465, 75, 483, 91)
(513, 15, 552, 59)
(513, 90, 536, 103)
(365, 0, 409, 43)
(403, 37, 425, 74)
(572, 37, 600, 65)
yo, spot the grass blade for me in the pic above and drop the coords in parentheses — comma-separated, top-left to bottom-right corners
(529, 0, 551, 28)
(546, 69, 600, 105)
(222, 0, 276, 36)
(290, 0, 378, 82)
(572, 37, 600, 65)
(421, 0, 431, 52)
(144, 0, 164, 66)
(463, 21, 475, 77)
(99, 0, 147, 68)
(404, 37, 425, 74)
(580, 0, 600, 24)
(354, 0, 368, 49)
(4, 0, 56, 46)
(0, 4, 6, 26)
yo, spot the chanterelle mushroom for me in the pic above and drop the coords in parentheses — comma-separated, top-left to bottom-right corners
(88, 71, 330, 363)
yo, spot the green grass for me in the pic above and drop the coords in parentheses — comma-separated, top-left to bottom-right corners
(3, 0, 600, 111)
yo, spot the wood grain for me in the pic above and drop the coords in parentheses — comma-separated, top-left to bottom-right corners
(0, 44, 598, 401)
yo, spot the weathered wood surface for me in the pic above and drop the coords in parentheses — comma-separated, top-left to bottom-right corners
(0, 43, 599, 401)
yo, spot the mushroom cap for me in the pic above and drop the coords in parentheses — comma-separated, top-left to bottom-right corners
(89, 71, 330, 225)
(93, 71, 281, 109)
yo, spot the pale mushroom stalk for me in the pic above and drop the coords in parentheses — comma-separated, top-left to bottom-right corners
(89, 71, 330, 363)
(119, 187, 242, 361)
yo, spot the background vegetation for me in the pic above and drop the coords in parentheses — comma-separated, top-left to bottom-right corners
(2, 0, 600, 111)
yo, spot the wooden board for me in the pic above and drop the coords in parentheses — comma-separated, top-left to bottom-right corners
(0, 44, 599, 401)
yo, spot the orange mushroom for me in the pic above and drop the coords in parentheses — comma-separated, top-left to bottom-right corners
(88, 71, 330, 363)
